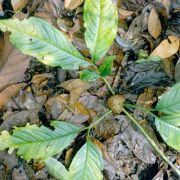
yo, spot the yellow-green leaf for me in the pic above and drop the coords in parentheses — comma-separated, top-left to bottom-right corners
(69, 140, 103, 180)
(0, 17, 92, 70)
(84, 0, 118, 62)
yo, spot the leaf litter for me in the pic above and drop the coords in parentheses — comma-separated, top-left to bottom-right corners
(0, 0, 179, 179)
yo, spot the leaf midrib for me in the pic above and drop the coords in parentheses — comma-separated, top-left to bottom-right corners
(1, 20, 90, 64)
(12, 129, 80, 146)
(93, 0, 102, 57)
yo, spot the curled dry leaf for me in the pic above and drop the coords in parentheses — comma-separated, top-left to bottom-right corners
(0, 83, 24, 110)
(118, 8, 134, 20)
(150, 36, 180, 59)
(107, 95, 125, 114)
(60, 79, 91, 104)
(64, 0, 84, 10)
(148, 7, 162, 39)
(0, 37, 30, 91)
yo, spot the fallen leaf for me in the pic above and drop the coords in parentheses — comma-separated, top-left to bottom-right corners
(60, 79, 91, 104)
(12, 167, 28, 180)
(119, 8, 134, 20)
(0, 110, 39, 131)
(64, 0, 84, 10)
(0, 83, 24, 109)
(11, 0, 28, 11)
(148, 7, 162, 39)
(34, 0, 63, 26)
(150, 36, 180, 59)
(0, 36, 30, 91)
(65, 148, 73, 167)
(45, 95, 67, 119)
(92, 138, 117, 172)
(117, 115, 156, 164)
(95, 118, 118, 139)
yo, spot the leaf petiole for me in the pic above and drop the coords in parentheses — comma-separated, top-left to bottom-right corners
(102, 77, 115, 95)
(123, 108, 180, 177)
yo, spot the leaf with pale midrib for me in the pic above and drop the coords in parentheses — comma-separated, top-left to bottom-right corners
(156, 82, 180, 114)
(155, 117, 180, 150)
(0, 17, 92, 70)
(68, 140, 103, 180)
(0, 121, 80, 160)
(84, 0, 118, 62)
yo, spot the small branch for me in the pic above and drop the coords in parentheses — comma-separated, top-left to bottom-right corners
(102, 77, 115, 95)
(123, 108, 180, 177)
(124, 103, 155, 112)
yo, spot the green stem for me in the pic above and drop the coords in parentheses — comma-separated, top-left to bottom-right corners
(102, 77, 115, 95)
(124, 103, 155, 112)
(123, 108, 180, 177)
(87, 110, 112, 140)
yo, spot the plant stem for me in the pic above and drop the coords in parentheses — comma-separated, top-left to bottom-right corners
(124, 103, 155, 112)
(123, 108, 180, 177)
(87, 110, 112, 139)
(89, 110, 112, 129)
(102, 77, 115, 95)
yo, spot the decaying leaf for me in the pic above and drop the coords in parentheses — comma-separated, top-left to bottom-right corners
(0, 37, 30, 91)
(34, 0, 63, 26)
(64, 0, 84, 10)
(107, 95, 125, 114)
(0, 83, 24, 109)
(150, 36, 180, 59)
(0, 110, 39, 132)
(60, 79, 91, 104)
(148, 7, 162, 39)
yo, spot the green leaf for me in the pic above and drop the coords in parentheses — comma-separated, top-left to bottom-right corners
(69, 140, 103, 180)
(0, 17, 92, 70)
(99, 56, 115, 77)
(0, 131, 12, 151)
(161, 114, 180, 126)
(45, 158, 68, 180)
(155, 118, 180, 150)
(5, 121, 80, 160)
(80, 69, 100, 82)
(155, 82, 180, 114)
(84, 0, 118, 62)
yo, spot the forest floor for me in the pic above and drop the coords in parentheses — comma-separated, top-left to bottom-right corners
(0, 0, 180, 179)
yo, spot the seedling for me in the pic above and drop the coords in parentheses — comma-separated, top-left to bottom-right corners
(0, 0, 179, 179)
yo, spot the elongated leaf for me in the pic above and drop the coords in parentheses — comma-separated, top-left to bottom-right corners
(84, 0, 118, 62)
(155, 118, 180, 150)
(99, 56, 115, 77)
(69, 140, 103, 180)
(0, 17, 92, 70)
(161, 114, 180, 126)
(0, 121, 80, 160)
(80, 69, 100, 82)
(45, 158, 68, 180)
(156, 82, 180, 114)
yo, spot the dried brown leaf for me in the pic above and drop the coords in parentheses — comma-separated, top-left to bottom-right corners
(0, 83, 24, 109)
(148, 8, 162, 39)
(0, 110, 39, 131)
(64, 0, 84, 10)
(60, 79, 91, 104)
(150, 36, 180, 58)
(0, 36, 30, 91)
